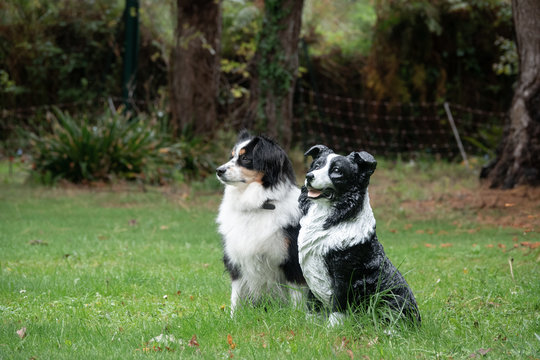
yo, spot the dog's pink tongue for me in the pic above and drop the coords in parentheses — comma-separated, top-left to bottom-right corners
(308, 189, 322, 198)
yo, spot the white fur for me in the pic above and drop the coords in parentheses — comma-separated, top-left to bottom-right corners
(307, 154, 338, 190)
(298, 192, 376, 307)
(217, 181, 303, 311)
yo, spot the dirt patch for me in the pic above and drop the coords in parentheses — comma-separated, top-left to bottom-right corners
(402, 184, 540, 232)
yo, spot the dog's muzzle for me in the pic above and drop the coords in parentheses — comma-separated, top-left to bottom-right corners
(216, 165, 227, 178)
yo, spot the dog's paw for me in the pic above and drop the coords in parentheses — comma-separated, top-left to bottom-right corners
(328, 312, 346, 327)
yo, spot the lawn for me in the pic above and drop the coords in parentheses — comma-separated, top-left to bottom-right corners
(0, 159, 539, 359)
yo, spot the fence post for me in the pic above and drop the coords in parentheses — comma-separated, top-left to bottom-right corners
(122, 0, 140, 112)
(444, 102, 469, 167)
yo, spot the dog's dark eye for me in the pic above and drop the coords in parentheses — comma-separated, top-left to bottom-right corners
(332, 167, 341, 174)
(312, 163, 320, 170)
(241, 155, 251, 163)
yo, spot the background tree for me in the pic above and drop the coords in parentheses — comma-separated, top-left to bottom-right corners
(244, 0, 304, 149)
(482, 0, 540, 188)
(169, 0, 221, 137)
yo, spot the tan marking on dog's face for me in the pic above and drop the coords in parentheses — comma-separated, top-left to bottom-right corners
(239, 148, 246, 156)
(240, 168, 263, 184)
(284, 237, 291, 249)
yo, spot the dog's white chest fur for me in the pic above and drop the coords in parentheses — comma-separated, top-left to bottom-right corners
(298, 193, 376, 306)
(217, 183, 301, 299)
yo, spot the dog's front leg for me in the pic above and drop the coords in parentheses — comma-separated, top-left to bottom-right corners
(230, 279, 242, 317)
(288, 283, 308, 309)
(328, 311, 346, 327)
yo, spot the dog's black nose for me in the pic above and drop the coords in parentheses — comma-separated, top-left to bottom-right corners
(306, 172, 314, 184)
(216, 167, 226, 177)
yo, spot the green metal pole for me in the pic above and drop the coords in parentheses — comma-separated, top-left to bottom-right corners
(122, 0, 139, 112)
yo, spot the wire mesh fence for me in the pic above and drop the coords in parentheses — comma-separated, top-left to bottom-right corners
(293, 87, 505, 159)
(2, 87, 506, 160)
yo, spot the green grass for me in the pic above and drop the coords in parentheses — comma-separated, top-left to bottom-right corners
(0, 159, 539, 359)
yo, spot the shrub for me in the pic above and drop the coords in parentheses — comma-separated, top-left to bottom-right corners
(29, 108, 180, 184)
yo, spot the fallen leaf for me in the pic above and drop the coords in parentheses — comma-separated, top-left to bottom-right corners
(17, 327, 26, 339)
(188, 334, 199, 347)
(28, 239, 48, 246)
(347, 348, 354, 360)
(478, 348, 491, 355)
(498, 244, 506, 249)
(504, 203, 515, 207)
(424, 243, 436, 248)
(440, 243, 453, 248)
(390, 229, 397, 233)
(486, 244, 494, 248)
(160, 225, 169, 230)
(227, 334, 236, 349)
(404, 223, 413, 230)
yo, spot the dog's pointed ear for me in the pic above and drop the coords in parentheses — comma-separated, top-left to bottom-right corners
(237, 129, 252, 142)
(349, 151, 377, 175)
(304, 145, 333, 160)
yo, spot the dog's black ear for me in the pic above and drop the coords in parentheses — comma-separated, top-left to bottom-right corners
(349, 151, 377, 175)
(304, 145, 333, 160)
(243, 136, 260, 153)
(237, 129, 252, 142)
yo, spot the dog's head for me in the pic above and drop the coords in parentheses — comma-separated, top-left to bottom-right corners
(304, 145, 377, 202)
(216, 130, 295, 188)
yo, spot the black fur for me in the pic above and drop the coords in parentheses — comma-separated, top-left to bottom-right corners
(240, 132, 296, 188)
(324, 233, 421, 322)
(280, 224, 306, 284)
(223, 252, 241, 281)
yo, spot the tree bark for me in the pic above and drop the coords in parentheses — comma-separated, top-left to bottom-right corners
(244, 0, 304, 149)
(483, 0, 540, 188)
(169, 0, 221, 137)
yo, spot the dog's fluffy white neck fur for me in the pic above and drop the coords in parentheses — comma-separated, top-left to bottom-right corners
(298, 191, 375, 305)
(217, 181, 301, 300)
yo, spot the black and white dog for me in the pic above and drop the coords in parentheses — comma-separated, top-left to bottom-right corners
(298, 145, 421, 326)
(216, 130, 306, 314)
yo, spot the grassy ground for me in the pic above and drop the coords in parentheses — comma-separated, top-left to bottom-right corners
(0, 159, 539, 359)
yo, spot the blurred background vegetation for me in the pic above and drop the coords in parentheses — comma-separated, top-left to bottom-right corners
(0, 0, 517, 184)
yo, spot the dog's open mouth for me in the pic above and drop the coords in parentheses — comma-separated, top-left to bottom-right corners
(307, 187, 335, 200)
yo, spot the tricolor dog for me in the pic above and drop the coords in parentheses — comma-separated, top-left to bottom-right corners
(216, 131, 306, 314)
(298, 145, 421, 326)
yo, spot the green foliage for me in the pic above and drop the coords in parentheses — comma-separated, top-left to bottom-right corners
(0, 0, 124, 109)
(220, 0, 261, 105)
(28, 108, 179, 184)
(364, 0, 515, 108)
(303, 0, 376, 56)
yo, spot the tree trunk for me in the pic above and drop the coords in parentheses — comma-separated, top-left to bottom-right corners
(244, 0, 304, 149)
(169, 0, 221, 137)
(483, 0, 540, 188)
